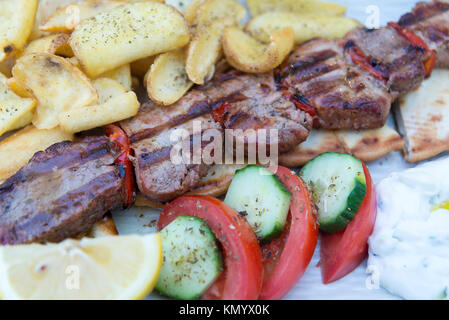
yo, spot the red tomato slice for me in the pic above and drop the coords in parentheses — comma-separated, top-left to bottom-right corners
(158, 195, 263, 300)
(320, 162, 377, 284)
(259, 166, 318, 300)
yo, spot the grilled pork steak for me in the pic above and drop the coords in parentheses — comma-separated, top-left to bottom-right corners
(0, 136, 125, 245)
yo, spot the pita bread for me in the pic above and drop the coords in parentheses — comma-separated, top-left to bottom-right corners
(335, 124, 403, 163)
(395, 69, 449, 162)
(279, 129, 344, 167)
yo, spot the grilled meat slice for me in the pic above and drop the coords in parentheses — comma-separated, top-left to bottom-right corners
(133, 115, 221, 202)
(123, 71, 312, 202)
(279, 38, 393, 129)
(399, 0, 449, 68)
(0, 136, 125, 245)
(345, 27, 427, 96)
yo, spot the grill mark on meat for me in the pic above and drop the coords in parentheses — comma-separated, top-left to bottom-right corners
(0, 136, 125, 245)
(140, 146, 172, 167)
(399, 1, 449, 27)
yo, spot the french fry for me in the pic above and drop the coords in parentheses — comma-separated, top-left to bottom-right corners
(186, 18, 234, 85)
(223, 26, 294, 73)
(98, 64, 132, 91)
(147, 50, 193, 105)
(246, 12, 361, 44)
(246, 0, 346, 17)
(0, 125, 73, 183)
(0, 0, 38, 62)
(40, 0, 125, 33)
(192, 0, 246, 28)
(12, 53, 98, 129)
(59, 78, 139, 133)
(70, 2, 190, 77)
(22, 33, 74, 57)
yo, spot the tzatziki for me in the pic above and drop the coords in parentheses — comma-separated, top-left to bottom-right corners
(368, 157, 449, 300)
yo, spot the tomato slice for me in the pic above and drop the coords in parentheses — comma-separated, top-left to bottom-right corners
(259, 166, 318, 300)
(105, 124, 135, 208)
(158, 195, 263, 300)
(320, 162, 377, 284)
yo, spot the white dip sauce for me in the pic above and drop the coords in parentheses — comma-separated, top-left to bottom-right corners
(368, 157, 449, 300)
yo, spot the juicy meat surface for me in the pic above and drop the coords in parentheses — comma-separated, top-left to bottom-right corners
(279, 38, 393, 129)
(399, 0, 449, 68)
(0, 136, 125, 245)
(133, 115, 221, 202)
(123, 71, 312, 202)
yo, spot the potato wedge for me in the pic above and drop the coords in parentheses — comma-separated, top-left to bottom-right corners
(0, 125, 73, 183)
(247, 0, 346, 17)
(223, 26, 294, 73)
(59, 78, 139, 133)
(184, 0, 203, 25)
(246, 12, 361, 44)
(70, 2, 190, 77)
(192, 0, 246, 28)
(0, 99, 37, 136)
(98, 64, 132, 91)
(12, 53, 98, 129)
(0, 0, 38, 62)
(30, 0, 80, 40)
(40, 0, 125, 33)
(131, 56, 155, 78)
(0, 72, 36, 133)
(165, 0, 198, 14)
(147, 50, 193, 105)
(22, 33, 74, 58)
(6, 78, 33, 98)
(91, 77, 128, 104)
(186, 18, 234, 85)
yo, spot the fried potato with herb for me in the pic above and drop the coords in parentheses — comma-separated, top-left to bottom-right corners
(22, 33, 73, 57)
(184, 0, 203, 25)
(0, 72, 36, 134)
(40, 0, 124, 33)
(12, 53, 98, 129)
(246, 12, 361, 44)
(223, 26, 294, 73)
(30, 0, 80, 40)
(165, 0, 198, 14)
(59, 78, 139, 133)
(70, 2, 190, 77)
(98, 64, 132, 91)
(147, 50, 193, 105)
(0, 0, 38, 62)
(247, 0, 346, 17)
(0, 125, 73, 183)
(192, 0, 246, 28)
(186, 18, 234, 85)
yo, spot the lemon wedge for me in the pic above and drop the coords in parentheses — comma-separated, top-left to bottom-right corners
(0, 234, 161, 300)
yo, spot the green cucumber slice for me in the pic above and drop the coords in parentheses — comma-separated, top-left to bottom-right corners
(299, 152, 366, 234)
(224, 165, 292, 242)
(155, 215, 223, 300)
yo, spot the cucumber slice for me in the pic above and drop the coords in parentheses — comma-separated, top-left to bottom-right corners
(299, 152, 366, 234)
(224, 165, 292, 242)
(155, 215, 223, 300)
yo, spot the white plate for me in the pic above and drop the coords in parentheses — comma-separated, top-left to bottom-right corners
(113, 0, 447, 300)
